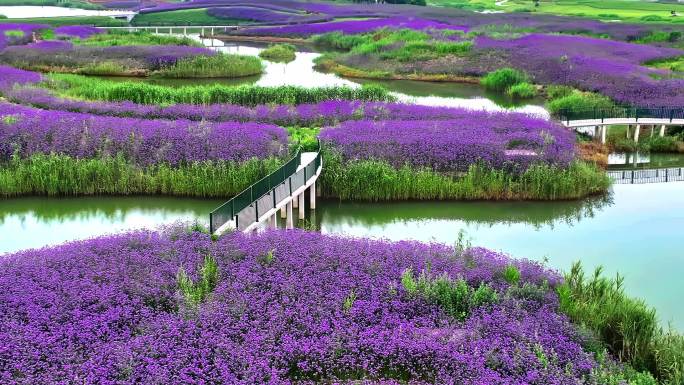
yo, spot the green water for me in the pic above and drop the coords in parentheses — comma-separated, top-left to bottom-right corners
(0, 196, 222, 255)
(608, 152, 684, 170)
(1, 183, 683, 328)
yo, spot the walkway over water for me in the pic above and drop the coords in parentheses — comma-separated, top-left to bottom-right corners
(210, 148, 322, 235)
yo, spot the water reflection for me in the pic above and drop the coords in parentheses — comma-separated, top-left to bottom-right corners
(608, 152, 684, 170)
(0, 196, 222, 255)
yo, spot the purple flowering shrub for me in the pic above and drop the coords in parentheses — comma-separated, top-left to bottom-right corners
(242, 16, 468, 37)
(0, 65, 42, 93)
(0, 24, 47, 50)
(53, 25, 104, 39)
(207, 6, 331, 24)
(0, 228, 604, 384)
(0, 102, 288, 166)
(476, 33, 684, 107)
(320, 115, 575, 172)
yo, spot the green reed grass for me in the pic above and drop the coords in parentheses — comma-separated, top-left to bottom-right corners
(558, 262, 684, 385)
(75, 61, 128, 76)
(155, 53, 263, 78)
(48, 73, 396, 106)
(481, 68, 528, 92)
(0, 153, 282, 197)
(320, 150, 610, 201)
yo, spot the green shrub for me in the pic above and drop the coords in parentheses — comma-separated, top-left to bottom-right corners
(3, 30, 24, 38)
(75, 61, 128, 76)
(50, 74, 396, 106)
(481, 68, 528, 91)
(641, 136, 679, 153)
(401, 268, 498, 321)
(155, 54, 263, 78)
(502, 265, 521, 285)
(546, 85, 574, 100)
(507, 82, 536, 98)
(311, 32, 368, 51)
(259, 44, 296, 63)
(547, 91, 616, 116)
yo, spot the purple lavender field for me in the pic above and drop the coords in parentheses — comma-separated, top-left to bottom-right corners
(0, 228, 603, 384)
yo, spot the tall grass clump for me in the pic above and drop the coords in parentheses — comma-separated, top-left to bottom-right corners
(558, 262, 684, 384)
(507, 82, 536, 99)
(177, 254, 220, 306)
(321, 150, 610, 201)
(49, 74, 396, 106)
(259, 44, 296, 63)
(155, 54, 263, 78)
(481, 68, 528, 92)
(547, 90, 617, 117)
(401, 268, 498, 321)
(0, 153, 282, 197)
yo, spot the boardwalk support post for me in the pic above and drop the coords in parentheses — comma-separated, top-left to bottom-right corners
(310, 181, 316, 210)
(298, 193, 305, 220)
(286, 201, 294, 229)
(634, 125, 640, 142)
(660, 125, 666, 137)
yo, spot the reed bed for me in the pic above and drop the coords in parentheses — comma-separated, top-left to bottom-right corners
(155, 53, 263, 78)
(321, 150, 610, 201)
(0, 154, 282, 197)
(50, 74, 396, 106)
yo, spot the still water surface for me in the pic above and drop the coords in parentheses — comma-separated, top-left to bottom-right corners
(1, 183, 683, 329)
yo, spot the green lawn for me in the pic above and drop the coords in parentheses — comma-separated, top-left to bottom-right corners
(132, 8, 246, 26)
(0, 16, 126, 26)
(429, 0, 684, 24)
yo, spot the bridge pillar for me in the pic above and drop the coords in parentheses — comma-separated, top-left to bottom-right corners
(292, 193, 299, 209)
(660, 124, 666, 137)
(298, 193, 305, 219)
(309, 181, 316, 210)
(634, 124, 641, 142)
(280, 205, 287, 219)
(601, 126, 607, 144)
(155, 27, 158, 34)
(183, 27, 187, 36)
(285, 201, 294, 229)
(268, 214, 277, 229)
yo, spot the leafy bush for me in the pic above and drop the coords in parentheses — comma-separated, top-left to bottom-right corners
(259, 44, 296, 63)
(641, 136, 679, 153)
(177, 254, 220, 306)
(507, 82, 536, 98)
(547, 91, 616, 116)
(481, 68, 528, 92)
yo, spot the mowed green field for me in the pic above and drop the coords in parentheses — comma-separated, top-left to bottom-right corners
(429, 0, 684, 24)
(131, 8, 245, 26)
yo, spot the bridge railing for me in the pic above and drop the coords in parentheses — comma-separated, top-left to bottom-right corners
(209, 144, 322, 234)
(608, 167, 684, 184)
(558, 107, 684, 123)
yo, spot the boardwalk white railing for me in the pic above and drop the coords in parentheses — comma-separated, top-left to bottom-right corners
(210, 147, 322, 235)
(608, 167, 684, 184)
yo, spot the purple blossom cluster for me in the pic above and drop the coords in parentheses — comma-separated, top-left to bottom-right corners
(4, 86, 545, 126)
(138, 0, 308, 14)
(207, 6, 331, 24)
(0, 102, 288, 166)
(53, 25, 104, 39)
(0, 65, 42, 93)
(242, 16, 468, 37)
(476, 33, 684, 107)
(320, 117, 575, 172)
(0, 41, 215, 71)
(0, 228, 602, 384)
(0, 23, 46, 51)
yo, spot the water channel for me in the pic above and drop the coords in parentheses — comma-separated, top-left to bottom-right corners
(0, 10, 683, 328)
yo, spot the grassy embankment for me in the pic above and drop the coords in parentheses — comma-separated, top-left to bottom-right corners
(259, 44, 297, 63)
(131, 8, 244, 26)
(428, 0, 684, 24)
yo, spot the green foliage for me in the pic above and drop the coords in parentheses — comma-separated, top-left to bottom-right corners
(321, 150, 611, 201)
(547, 90, 617, 116)
(311, 32, 367, 51)
(401, 268, 497, 321)
(288, 127, 320, 151)
(3, 30, 24, 38)
(259, 44, 297, 63)
(259, 249, 275, 267)
(546, 84, 574, 100)
(75, 61, 127, 76)
(50, 74, 396, 106)
(76, 31, 201, 47)
(502, 265, 521, 285)
(481, 68, 528, 92)
(0, 153, 282, 197)
(558, 262, 684, 384)
(155, 54, 264, 79)
(177, 254, 220, 305)
(637, 31, 682, 44)
(131, 8, 240, 26)
(507, 82, 536, 98)
(342, 289, 357, 313)
(641, 136, 679, 153)
(0, 16, 125, 27)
